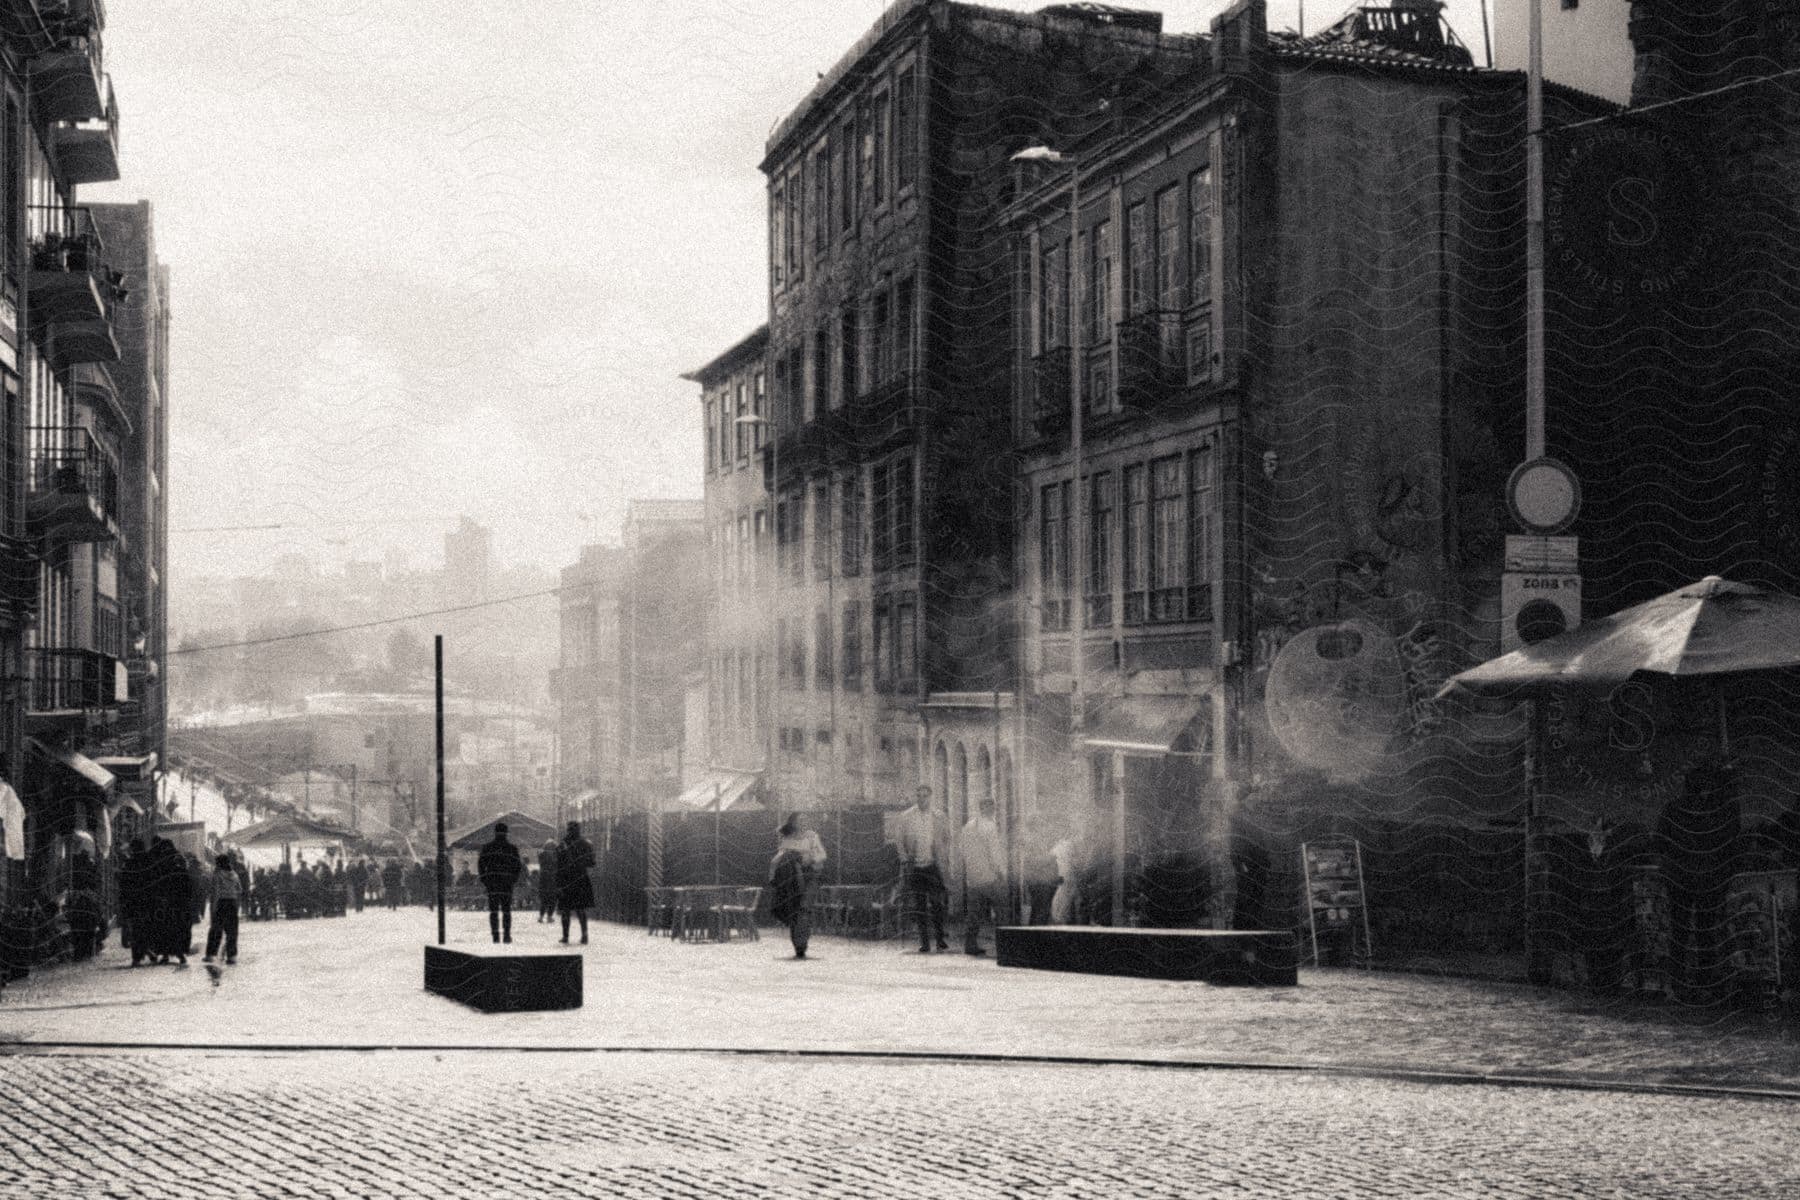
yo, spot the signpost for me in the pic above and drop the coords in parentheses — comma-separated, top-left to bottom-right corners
(435, 634, 446, 947)
(1300, 838, 1371, 967)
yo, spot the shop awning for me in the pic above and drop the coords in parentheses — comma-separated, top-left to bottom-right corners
(110, 793, 144, 816)
(675, 770, 761, 811)
(446, 810, 557, 851)
(94, 752, 158, 782)
(1079, 696, 1212, 756)
(57, 749, 116, 796)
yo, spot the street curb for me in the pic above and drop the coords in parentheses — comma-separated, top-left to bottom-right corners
(6, 1039, 1799, 1103)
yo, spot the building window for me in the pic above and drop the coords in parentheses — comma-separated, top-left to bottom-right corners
(1188, 165, 1212, 306)
(736, 514, 750, 587)
(704, 399, 716, 471)
(1087, 471, 1114, 626)
(812, 481, 831, 579)
(1087, 219, 1112, 344)
(838, 117, 856, 233)
(1156, 185, 1181, 311)
(873, 600, 892, 691)
(896, 594, 917, 690)
(815, 609, 833, 689)
(1041, 242, 1067, 349)
(790, 617, 807, 688)
(873, 287, 893, 385)
(841, 306, 860, 401)
(1040, 480, 1070, 631)
(814, 329, 832, 414)
(772, 184, 785, 288)
(776, 618, 790, 684)
(892, 455, 915, 569)
(753, 370, 766, 449)
(1150, 455, 1186, 622)
(754, 509, 768, 587)
(895, 277, 916, 377)
(843, 599, 863, 690)
(1125, 200, 1151, 318)
(1186, 442, 1215, 620)
(787, 169, 803, 284)
(1123, 464, 1147, 623)
(896, 67, 918, 189)
(840, 474, 863, 577)
(872, 90, 889, 203)
(860, 102, 877, 210)
(734, 380, 748, 461)
(813, 145, 829, 252)
(788, 492, 806, 583)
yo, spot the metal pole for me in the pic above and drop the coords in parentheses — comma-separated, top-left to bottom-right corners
(1525, 0, 1545, 461)
(435, 635, 446, 946)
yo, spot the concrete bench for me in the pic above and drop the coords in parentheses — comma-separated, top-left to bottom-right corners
(423, 943, 583, 1012)
(996, 926, 1298, 986)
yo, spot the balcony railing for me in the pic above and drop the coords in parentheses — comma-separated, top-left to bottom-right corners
(26, 1, 106, 123)
(1116, 309, 1185, 403)
(29, 423, 118, 542)
(847, 370, 923, 448)
(28, 646, 123, 714)
(50, 72, 118, 185)
(28, 205, 122, 366)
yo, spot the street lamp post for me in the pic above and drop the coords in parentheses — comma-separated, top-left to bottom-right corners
(1011, 146, 1104, 915)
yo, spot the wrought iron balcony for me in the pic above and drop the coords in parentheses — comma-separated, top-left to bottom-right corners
(29, 423, 119, 544)
(25, 0, 106, 123)
(1116, 309, 1185, 403)
(0, 532, 41, 625)
(50, 72, 118, 184)
(28, 205, 122, 368)
(847, 370, 923, 450)
(28, 645, 125, 715)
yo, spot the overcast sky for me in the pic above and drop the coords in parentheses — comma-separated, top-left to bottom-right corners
(91, 0, 1500, 584)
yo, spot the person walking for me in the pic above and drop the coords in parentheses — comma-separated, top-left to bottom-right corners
(147, 838, 192, 965)
(184, 852, 209, 928)
(896, 786, 948, 953)
(556, 822, 596, 945)
(382, 858, 404, 911)
(959, 797, 1006, 956)
(348, 858, 367, 913)
(477, 822, 525, 944)
(536, 840, 559, 923)
(203, 854, 242, 965)
(118, 839, 150, 964)
(768, 814, 827, 960)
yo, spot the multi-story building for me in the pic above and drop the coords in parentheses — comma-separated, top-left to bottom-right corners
(0, 0, 146, 916)
(552, 543, 622, 821)
(88, 200, 168, 832)
(443, 515, 491, 604)
(756, 0, 1204, 816)
(685, 326, 768, 807)
(1007, 1, 1616, 936)
(615, 499, 706, 810)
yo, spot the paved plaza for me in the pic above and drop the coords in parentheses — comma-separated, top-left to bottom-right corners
(1, 911, 1797, 1196)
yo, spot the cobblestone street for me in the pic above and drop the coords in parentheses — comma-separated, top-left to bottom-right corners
(3, 910, 1798, 1094)
(1, 1048, 1795, 1198)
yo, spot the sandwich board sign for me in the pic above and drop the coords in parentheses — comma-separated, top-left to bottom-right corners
(1300, 837, 1372, 967)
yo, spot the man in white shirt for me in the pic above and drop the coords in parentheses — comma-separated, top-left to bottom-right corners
(895, 785, 948, 953)
(959, 797, 1006, 956)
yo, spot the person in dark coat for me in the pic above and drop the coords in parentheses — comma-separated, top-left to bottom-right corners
(556, 822, 596, 945)
(348, 858, 368, 913)
(118, 839, 150, 964)
(477, 822, 525, 944)
(768, 814, 826, 959)
(184, 852, 209, 927)
(146, 838, 192, 964)
(66, 851, 103, 960)
(382, 858, 404, 910)
(537, 840, 560, 923)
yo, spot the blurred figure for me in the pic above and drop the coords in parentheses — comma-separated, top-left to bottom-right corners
(537, 840, 560, 923)
(768, 813, 826, 959)
(556, 822, 596, 945)
(118, 839, 150, 964)
(896, 786, 948, 953)
(959, 797, 1005, 956)
(348, 858, 368, 913)
(66, 851, 103, 961)
(382, 858, 404, 910)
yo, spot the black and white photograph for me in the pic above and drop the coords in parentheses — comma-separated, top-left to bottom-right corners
(0, 0, 1797, 1196)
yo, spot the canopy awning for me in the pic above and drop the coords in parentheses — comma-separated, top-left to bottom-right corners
(446, 810, 557, 851)
(1079, 695, 1212, 756)
(110, 793, 144, 816)
(224, 811, 363, 847)
(58, 749, 116, 796)
(675, 770, 761, 811)
(94, 752, 158, 782)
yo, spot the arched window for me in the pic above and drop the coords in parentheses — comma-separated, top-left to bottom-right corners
(974, 746, 993, 812)
(934, 741, 949, 808)
(952, 743, 970, 829)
